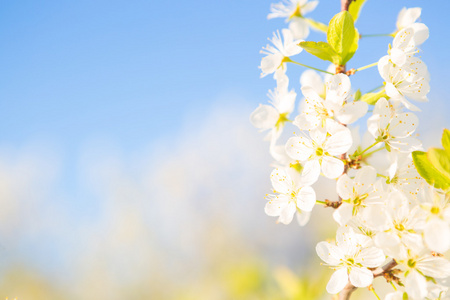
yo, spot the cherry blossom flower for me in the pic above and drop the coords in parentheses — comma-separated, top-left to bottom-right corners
(285, 123, 352, 179)
(418, 187, 450, 253)
(316, 227, 385, 294)
(367, 98, 421, 152)
(295, 74, 367, 131)
(389, 24, 429, 66)
(333, 166, 385, 226)
(265, 167, 318, 225)
(378, 56, 430, 111)
(260, 29, 303, 77)
(268, 0, 318, 20)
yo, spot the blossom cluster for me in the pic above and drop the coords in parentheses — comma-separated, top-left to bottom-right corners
(252, 2, 450, 299)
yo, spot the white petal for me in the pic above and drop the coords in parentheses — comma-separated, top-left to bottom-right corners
(354, 166, 377, 194)
(424, 219, 450, 253)
(278, 201, 297, 224)
(336, 174, 355, 200)
(285, 136, 314, 161)
(349, 267, 373, 288)
(417, 256, 450, 278)
(405, 270, 427, 300)
(289, 17, 310, 40)
(357, 247, 385, 268)
(326, 74, 351, 105)
(325, 128, 353, 155)
(250, 104, 279, 129)
(333, 203, 353, 226)
(296, 210, 311, 226)
(270, 168, 292, 194)
(411, 23, 429, 45)
(260, 53, 284, 76)
(265, 196, 289, 216)
(390, 48, 407, 66)
(388, 137, 422, 152)
(298, 160, 320, 186)
(326, 268, 349, 294)
(321, 156, 344, 179)
(297, 186, 316, 212)
(397, 7, 421, 29)
(316, 242, 344, 265)
(300, 70, 324, 95)
(337, 101, 368, 124)
(389, 113, 418, 138)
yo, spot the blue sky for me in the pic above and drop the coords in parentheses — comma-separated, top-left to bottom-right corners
(1, 0, 449, 151)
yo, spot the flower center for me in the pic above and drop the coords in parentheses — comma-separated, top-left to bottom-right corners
(431, 206, 440, 215)
(315, 147, 324, 157)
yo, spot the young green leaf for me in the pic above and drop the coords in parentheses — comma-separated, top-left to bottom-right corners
(348, 0, 367, 22)
(342, 28, 359, 64)
(427, 148, 450, 179)
(412, 151, 450, 190)
(327, 11, 357, 65)
(299, 41, 339, 64)
(442, 128, 450, 153)
(360, 89, 386, 105)
(354, 89, 362, 101)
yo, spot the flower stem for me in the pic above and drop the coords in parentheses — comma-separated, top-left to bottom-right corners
(364, 147, 384, 157)
(351, 141, 380, 158)
(284, 57, 334, 74)
(355, 62, 378, 73)
(316, 200, 327, 205)
(390, 281, 397, 291)
(366, 85, 384, 94)
(369, 286, 381, 300)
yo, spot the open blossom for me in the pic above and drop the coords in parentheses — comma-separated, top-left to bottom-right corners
(378, 55, 430, 111)
(285, 123, 352, 179)
(367, 98, 421, 152)
(372, 190, 425, 260)
(333, 166, 384, 226)
(250, 72, 296, 143)
(265, 167, 318, 225)
(389, 24, 429, 66)
(418, 187, 450, 253)
(316, 227, 385, 294)
(385, 152, 425, 198)
(400, 252, 450, 299)
(260, 29, 303, 77)
(295, 74, 367, 131)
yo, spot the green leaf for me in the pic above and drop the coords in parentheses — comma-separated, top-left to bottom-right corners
(327, 11, 357, 65)
(299, 41, 340, 64)
(427, 148, 450, 179)
(442, 128, 450, 153)
(305, 18, 328, 33)
(348, 0, 367, 22)
(360, 89, 386, 105)
(342, 28, 359, 64)
(412, 151, 450, 190)
(354, 89, 361, 101)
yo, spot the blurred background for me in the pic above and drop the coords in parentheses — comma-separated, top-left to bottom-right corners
(0, 0, 449, 299)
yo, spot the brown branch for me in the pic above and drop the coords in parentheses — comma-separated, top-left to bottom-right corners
(341, 0, 354, 12)
(338, 260, 398, 300)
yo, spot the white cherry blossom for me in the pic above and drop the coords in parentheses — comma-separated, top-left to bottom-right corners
(295, 74, 367, 131)
(378, 55, 430, 111)
(367, 98, 421, 152)
(333, 166, 385, 226)
(418, 187, 450, 253)
(285, 124, 352, 179)
(400, 252, 450, 299)
(260, 29, 303, 77)
(265, 167, 318, 225)
(389, 24, 429, 66)
(372, 190, 425, 260)
(316, 227, 385, 294)
(250, 76, 296, 143)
